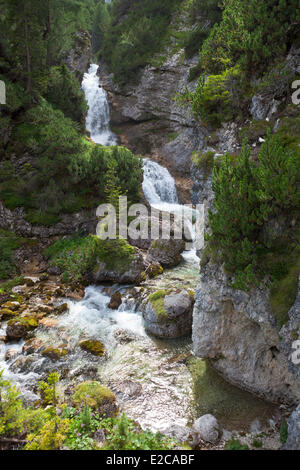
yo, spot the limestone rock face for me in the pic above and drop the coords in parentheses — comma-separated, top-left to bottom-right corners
(192, 263, 300, 405)
(192, 414, 220, 444)
(93, 249, 146, 285)
(146, 239, 185, 268)
(143, 289, 194, 339)
(101, 52, 206, 176)
(65, 31, 91, 79)
(0, 200, 97, 238)
(282, 405, 300, 450)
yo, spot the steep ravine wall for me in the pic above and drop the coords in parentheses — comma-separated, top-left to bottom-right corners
(101, 44, 300, 410)
(100, 51, 206, 179)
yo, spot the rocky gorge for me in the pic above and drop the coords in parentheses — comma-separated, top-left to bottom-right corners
(0, 0, 299, 452)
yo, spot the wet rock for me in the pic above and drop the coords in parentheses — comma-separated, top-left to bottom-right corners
(163, 425, 200, 448)
(94, 249, 147, 285)
(6, 316, 38, 341)
(192, 414, 220, 444)
(65, 289, 85, 300)
(41, 346, 68, 361)
(108, 292, 122, 310)
(193, 262, 300, 404)
(39, 273, 49, 282)
(4, 348, 19, 361)
(143, 289, 193, 339)
(282, 405, 300, 450)
(146, 239, 185, 268)
(55, 303, 69, 314)
(146, 262, 164, 279)
(114, 329, 138, 344)
(39, 318, 59, 328)
(114, 380, 142, 398)
(79, 339, 105, 357)
(2, 301, 20, 311)
(0, 308, 19, 320)
(23, 338, 44, 355)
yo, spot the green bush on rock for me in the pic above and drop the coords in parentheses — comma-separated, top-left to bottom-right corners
(72, 381, 117, 417)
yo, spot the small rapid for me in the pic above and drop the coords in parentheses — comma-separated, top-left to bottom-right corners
(82, 64, 117, 145)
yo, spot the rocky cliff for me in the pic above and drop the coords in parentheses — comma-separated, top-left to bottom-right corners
(193, 263, 300, 405)
(101, 51, 205, 181)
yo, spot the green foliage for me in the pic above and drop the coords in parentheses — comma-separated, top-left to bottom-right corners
(208, 134, 300, 292)
(103, 413, 175, 451)
(0, 373, 176, 451)
(199, 0, 299, 75)
(280, 419, 288, 444)
(0, 229, 28, 280)
(0, 370, 25, 436)
(45, 65, 87, 125)
(187, 67, 243, 127)
(0, 101, 143, 224)
(72, 381, 116, 413)
(225, 438, 249, 450)
(45, 235, 136, 282)
(45, 235, 99, 282)
(252, 438, 263, 448)
(99, 0, 183, 85)
(96, 238, 135, 273)
(191, 151, 215, 179)
(148, 290, 171, 324)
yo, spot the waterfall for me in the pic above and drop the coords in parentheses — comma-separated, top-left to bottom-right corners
(142, 158, 200, 263)
(82, 64, 117, 146)
(142, 158, 179, 206)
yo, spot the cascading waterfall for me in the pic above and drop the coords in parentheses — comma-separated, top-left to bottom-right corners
(142, 158, 199, 263)
(82, 64, 117, 145)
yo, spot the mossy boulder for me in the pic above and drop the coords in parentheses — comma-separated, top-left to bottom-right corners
(79, 339, 105, 357)
(146, 262, 164, 279)
(2, 301, 20, 311)
(143, 289, 194, 339)
(72, 381, 118, 417)
(41, 346, 68, 361)
(55, 303, 69, 314)
(146, 239, 185, 268)
(6, 316, 38, 340)
(0, 308, 19, 320)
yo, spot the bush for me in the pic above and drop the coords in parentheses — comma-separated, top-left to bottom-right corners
(208, 134, 300, 292)
(99, 0, 182, 85)
(45, 65, 87, 125)
(0, 101, 143, 224)
(0, 230, 28, 280)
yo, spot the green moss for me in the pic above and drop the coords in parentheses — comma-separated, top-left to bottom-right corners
(269, 247, 300, 330)
(191, 151, 215, 179)
(96, 238, 135, 274)
(280, 419, 288, 444)
(252, 438, 263, 448)
(0, 276, 26, 295)
(0, 308, 19, 320)
(72, 381, 116, 411)
(0, 229, 29, 280)
(239, 120, 271, 143)
(148, 290, 172, 324)
(25, 210, 61, 227)
(41, 347, 67, 361)
(8, 315, 38, 330)
(225, 439, 249, 450)
(79, 340, 105, 357)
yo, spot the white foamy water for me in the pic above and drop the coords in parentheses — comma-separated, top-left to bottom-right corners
(82, 64, 117, 145)
(142, 158, 200, 264)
